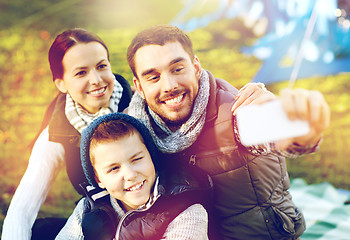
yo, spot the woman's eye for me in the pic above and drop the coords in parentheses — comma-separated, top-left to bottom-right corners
(97, 64, 107, 70)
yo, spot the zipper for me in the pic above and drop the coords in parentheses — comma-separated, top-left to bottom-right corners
(189, 146, 238, 160)
(189, 155, 196, 165)
(115, 190, 161, 239)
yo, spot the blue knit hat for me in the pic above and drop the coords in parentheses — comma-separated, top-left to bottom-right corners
(80, 112, 160, 187)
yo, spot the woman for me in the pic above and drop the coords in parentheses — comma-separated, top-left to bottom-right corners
(1, 28, 133, 240)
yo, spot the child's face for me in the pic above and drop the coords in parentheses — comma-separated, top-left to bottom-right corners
(92, 132, 156, 211)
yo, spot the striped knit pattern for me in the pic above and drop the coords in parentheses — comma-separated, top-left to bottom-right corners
(65, 75, 123, 133)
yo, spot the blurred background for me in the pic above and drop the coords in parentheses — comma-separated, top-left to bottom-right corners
(1, 0, 350, 236)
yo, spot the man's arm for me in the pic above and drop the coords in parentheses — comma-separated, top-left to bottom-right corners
(234, 88, 330, 157)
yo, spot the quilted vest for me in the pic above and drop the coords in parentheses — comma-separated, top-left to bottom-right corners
(80, 164, 213, 240)
(166, 71, 305, 240)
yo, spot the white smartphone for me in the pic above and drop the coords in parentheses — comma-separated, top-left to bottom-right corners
(235, 100, 310, 146)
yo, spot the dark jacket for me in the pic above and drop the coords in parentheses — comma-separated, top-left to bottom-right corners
(48, 74, 132, 195)
(79, 112, 213, 240)
(167, 70, 305, 240)
(80, 165, 212, 240)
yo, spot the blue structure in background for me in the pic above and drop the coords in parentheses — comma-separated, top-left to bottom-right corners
(170, 0, 350, 84)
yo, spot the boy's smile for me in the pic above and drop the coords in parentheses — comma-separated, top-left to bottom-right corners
(92, 132, 156, 212)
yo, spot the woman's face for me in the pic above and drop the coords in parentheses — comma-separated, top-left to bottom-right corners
(54, 42, 114, 114)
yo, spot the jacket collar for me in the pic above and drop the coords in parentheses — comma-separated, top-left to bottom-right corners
(204, 70, 218, 122)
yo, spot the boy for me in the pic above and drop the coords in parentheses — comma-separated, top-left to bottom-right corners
(56, 113, 211, 239)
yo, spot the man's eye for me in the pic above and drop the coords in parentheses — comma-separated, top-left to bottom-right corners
(173, 67, 184, 74)
(148, 75, 159, 81)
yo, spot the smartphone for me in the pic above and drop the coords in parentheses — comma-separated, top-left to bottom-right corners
(235, 100, 310, 146)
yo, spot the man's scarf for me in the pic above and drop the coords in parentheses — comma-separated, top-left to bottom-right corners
(65, 75, 123, 133)
(128, 70, 210, 153)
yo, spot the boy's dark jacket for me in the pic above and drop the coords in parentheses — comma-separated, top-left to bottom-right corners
(79, 112, 213, 240)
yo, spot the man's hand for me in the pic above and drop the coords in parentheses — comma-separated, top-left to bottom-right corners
(277, 88, 330, 149)
(232, 82, 276, 115)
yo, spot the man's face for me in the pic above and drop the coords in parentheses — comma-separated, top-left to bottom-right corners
(92, 132, 156, 212)
(133, 41, 202, 129)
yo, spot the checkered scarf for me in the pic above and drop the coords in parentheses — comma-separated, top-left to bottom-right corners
(128, 70, 209, 153)
(65, 75, 123, 133)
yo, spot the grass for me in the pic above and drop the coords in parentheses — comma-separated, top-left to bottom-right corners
(1, 20, 349, 236)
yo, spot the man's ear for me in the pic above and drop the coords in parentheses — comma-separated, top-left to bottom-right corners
(193, 55, 202, 79)
(133, 77, 145, 99)
(54, 78, 67, 93)
(95, 175, 105, 189)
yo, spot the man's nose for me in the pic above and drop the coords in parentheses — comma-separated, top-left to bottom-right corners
(161, 73, 178, 92)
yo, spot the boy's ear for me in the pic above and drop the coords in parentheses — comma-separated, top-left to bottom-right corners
(54, 78, 68, 93)
(95, 175, 105, 189)
(133, 77, 145, 99)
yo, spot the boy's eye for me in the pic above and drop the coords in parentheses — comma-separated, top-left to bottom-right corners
(75, 70, 86, 77)
(108, 166, 120, 173)
(132, 157, 143, 163)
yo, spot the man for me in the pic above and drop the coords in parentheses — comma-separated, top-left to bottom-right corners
(126, 25, 330, 239)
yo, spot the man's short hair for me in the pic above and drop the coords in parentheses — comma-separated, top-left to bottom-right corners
(127, 24, 195, 79)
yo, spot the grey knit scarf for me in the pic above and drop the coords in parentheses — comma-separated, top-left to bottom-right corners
(65, 75, 123, 133)
(128, 70, 210, 153)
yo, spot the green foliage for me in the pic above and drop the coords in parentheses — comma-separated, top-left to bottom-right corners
(1, 4, 350, 236)
(268, 74, 350, 189)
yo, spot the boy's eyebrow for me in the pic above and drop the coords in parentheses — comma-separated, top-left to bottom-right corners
(102, 150, 144, 170)
(130, 150, 143, 159)
(141, 57, 185, 77)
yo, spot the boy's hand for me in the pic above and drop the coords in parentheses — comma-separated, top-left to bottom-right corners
(232, 82, 276, 115)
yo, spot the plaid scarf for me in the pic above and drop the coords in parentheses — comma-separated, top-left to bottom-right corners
(65, 75, 123, 133)
(128, 70, 210, 153)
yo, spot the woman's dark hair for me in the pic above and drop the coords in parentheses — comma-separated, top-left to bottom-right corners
(48, 28, 109, 81)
